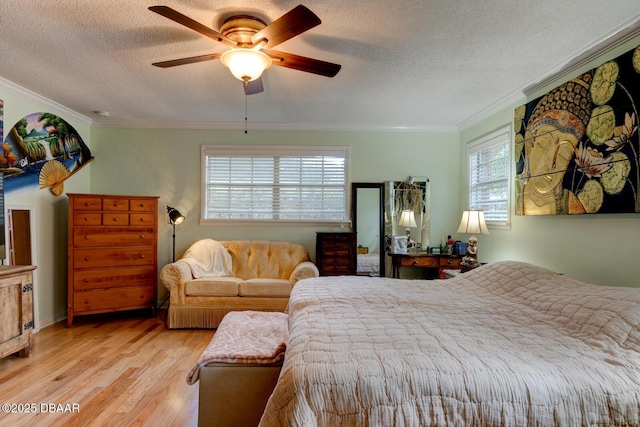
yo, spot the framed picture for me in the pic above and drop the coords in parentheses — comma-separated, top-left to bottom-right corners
(514, 44, 640, 215)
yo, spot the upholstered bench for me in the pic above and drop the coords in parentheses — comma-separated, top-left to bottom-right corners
(186, 311, 288, 427)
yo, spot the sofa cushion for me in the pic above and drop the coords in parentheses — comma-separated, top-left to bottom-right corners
(238, 279, 292, 298)
(185, 277, 242, 296)
(222, 241, 310, 280)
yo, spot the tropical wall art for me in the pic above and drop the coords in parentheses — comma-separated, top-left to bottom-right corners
(2, 112, 93, 196)
(0, 99, 5, 253)
(514, 44, 640, 215)
(0, 99, 3, 145)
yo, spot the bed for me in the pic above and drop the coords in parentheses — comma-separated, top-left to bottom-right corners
(259, 261, 640, 426)
(356, 250, 380, 276)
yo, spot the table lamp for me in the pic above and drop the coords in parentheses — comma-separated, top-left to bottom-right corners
(457, 209, 489, 263)
(398, 210, 417, 246)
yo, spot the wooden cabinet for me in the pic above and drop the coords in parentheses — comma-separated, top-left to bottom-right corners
(0, 265, 36, 359)
(67, 194, 159, 327)
(391, 253, 461, 279)
(316, 232, 357, 276)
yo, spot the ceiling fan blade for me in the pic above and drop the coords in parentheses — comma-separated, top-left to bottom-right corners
(268, 50, 341, 77)
(250, 5, 321, 50)
(152, 53, 222, 68)
(149, 6, 237, 48)
(244, 78, 264, 95)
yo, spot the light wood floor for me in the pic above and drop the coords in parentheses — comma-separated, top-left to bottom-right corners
(0, 311, 214, 427)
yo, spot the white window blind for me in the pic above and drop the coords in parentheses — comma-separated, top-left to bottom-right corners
(467, 127, 511, 226)
(202, 145, 349, 223)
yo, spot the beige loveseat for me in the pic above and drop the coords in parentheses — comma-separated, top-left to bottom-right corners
(160, 239, 318, 328)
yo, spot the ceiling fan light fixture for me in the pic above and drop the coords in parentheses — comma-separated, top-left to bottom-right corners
(220, 49, 272, 82)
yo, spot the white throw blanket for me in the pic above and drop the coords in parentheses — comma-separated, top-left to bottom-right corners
(259, 261, 640, 426)
(180, 239, 232, 278)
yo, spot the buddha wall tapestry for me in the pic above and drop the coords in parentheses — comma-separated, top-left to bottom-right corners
(514, 44, 640, 215)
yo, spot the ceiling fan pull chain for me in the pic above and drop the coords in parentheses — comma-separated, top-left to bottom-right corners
(244, 83, 249, 134)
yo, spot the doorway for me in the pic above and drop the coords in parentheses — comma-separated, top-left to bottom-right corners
(9, 209, 32, 265)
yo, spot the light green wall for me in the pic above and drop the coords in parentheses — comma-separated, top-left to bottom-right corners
(460, 35, 640, 287)
(4, 31, 639, 328)
(89, 127, 461, 300)
(0, 84, 91, 327)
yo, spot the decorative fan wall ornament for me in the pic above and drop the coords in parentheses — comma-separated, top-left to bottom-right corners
(149, 4, 341, 95)
(2, 113, 93, 196)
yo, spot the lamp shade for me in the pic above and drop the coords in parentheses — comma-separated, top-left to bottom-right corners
(398, 210, 417, 227)
(220, 49, 272, 82)
(457, 210, 489, 235)
(167, 206, 185, 226)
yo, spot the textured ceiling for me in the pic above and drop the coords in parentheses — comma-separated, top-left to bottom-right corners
(1, 1, 639, 131)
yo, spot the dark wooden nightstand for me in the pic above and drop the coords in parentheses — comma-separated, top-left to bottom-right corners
(316, 232, 357, 276)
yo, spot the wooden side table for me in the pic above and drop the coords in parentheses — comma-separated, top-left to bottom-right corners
(0, 265, 37, 359)
(316, 232, 357, 276)
(390, 253, 461, 279)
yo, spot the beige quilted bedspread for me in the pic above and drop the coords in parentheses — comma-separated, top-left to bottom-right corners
(259, 261, 640, 426)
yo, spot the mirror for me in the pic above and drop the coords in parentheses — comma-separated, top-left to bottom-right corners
(385, 177, 430, 251)
(351, 183, 385, 277)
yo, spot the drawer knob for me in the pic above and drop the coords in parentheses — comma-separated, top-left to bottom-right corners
(84, 278, 90, 282)
(113, 203, 118, 207)
(84, 202, 90, 206)
(113, 218, 118, 222)
(413, 260, 418, 265)
(84, 217, 90, 221)
(84, 235, 90, 240)
(140, 235, 145, 239)
(447, 259, 453, 264)
(84, 257, 90, 261)
(140, 274, 146, 278)
(140, 254, 145, 259)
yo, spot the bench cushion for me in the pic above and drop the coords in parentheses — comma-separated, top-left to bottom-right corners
(187, 311, 288, 384)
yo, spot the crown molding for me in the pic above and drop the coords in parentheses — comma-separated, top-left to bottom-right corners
(90, 118, 458, 133)
(0, 76, 93, 126)
(459, 13, 640, 132)
(522, 14, 640, 97)
(458, 90, 526, 132)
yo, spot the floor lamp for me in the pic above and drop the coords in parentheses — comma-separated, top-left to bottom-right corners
(167, 206, 185, 262)
(162, 206, 185, 317)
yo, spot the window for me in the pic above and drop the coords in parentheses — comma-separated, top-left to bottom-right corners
(466, 126, 511, 227)
(201, 145, 350, 224)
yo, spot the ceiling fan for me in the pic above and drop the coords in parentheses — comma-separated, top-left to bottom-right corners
(149, 4, 341, 95)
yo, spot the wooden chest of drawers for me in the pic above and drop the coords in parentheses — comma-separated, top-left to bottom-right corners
(0, 265, 36, 359)
(316, 232, 357, 276)
(67, 194, 159, 327)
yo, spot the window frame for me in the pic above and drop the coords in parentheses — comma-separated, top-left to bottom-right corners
(200, 144, 351, 226)
(466, 126, 511, 230)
